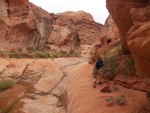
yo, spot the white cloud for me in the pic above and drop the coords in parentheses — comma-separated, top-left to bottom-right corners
(29, 0, 109, 24)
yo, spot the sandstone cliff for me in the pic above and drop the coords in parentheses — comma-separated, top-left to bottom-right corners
(100, 15, 119, 46)
(30, 4, 54, 48)
(57, 11, 103, 45)
(0, 0, 81, 54)
(106, 0, 150, 76)
(46, 15, 81, 53)
(0, 0, 40, 50)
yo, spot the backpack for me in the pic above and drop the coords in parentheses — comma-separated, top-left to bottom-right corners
(95, 60, 103, 69)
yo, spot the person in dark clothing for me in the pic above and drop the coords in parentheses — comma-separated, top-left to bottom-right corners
(93, 57, 111, 92)
(93, 56, 104, 86)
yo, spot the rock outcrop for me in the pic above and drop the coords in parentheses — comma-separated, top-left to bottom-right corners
(106, 0, 150, 77)
(0, 58, 66, 113)
(57, 11, 103, 45)
(100, 15, 119, 46)
(0, 0, 41, 50)
(30, 4, 54, 48)
(46, 15, 81, 53)
(0, 0, 81, 54)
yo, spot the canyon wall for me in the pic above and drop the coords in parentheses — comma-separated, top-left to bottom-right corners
(46, 15, 81, 53)
(0, 0, 81, 53)
(100, 15, 119, 46)
(57, 11, 103, 45)
(0, 0, 41, 50)
(106, 0, 150, 76)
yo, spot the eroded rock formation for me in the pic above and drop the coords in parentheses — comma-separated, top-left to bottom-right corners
(0, 0, 81, 54)
(100, 15, 119, 46)
(106, 0, 150, 76)
(0, 0, 41, 50)
(46, 15, 81, 53)
(57, 11, 103, 45)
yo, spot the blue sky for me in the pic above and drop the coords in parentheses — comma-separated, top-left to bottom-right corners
(29, 0, 109, 24)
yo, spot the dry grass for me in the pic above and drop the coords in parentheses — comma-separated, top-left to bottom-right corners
(0, 80, 14, 90)
(0, 47, 79, 59)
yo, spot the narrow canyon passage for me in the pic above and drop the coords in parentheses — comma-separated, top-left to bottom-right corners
(0, 45, 149, 113)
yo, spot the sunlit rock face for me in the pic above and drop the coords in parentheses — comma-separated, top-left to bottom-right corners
(46, 15, 81, 53)
(100, 15, 119, 46)
(57, 11, 103, 45)
(0, 0, 41, 50)
(30, 4, 54, 48)
(106, 0, 150, 77)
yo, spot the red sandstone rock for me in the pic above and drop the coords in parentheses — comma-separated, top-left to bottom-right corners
(100, 15, 119, 46)
(0, 0, 40, 50)
(57, 11, 103, 45)
(46, 15, 81, 53)
(0, 0, 80, 54)
(106, 0, 150, 77)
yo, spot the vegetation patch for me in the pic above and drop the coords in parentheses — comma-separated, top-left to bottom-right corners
(105, 95, 126, 105)
(102, 56, 119, 75)
(0, 47, 79, 59)
(0, 80, 14, 90)
(100, 43, 136, 76)
(90, 42, 136, 76)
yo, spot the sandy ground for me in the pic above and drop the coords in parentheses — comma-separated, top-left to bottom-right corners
(57, 62, 150, 113)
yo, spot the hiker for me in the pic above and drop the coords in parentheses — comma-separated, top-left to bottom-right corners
(93, 56, 104, 85)
(93, 57, 111, 92)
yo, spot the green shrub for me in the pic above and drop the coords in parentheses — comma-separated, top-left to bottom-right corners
(36, 51, 50, 58)
(102, 56, 119, 75)
(105, 95, 126, 105)
(0, 80, 14, 90)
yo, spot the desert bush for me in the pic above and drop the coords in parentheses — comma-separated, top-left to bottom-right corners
(102, 56, 119, 75)
(36, 51, 50, 58)
(105, 95, 126, 105)
(0, 80, 14, 90)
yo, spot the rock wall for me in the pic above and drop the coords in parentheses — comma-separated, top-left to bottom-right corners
(100, 15, 119, 46)
(46, 15, 81, 53)
(0, 0, 81, 53)
(57, 11, 103, 45)
(31, 4, 54, 48)
(106, 0, 150, 76)
(0, 0, 40, 50)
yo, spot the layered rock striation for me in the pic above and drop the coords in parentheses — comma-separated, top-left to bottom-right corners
(57, 11, 103, 45)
